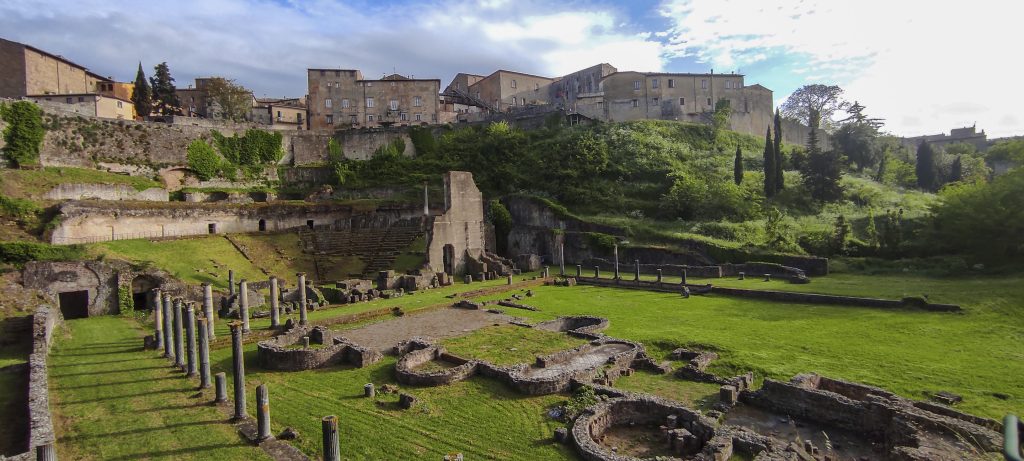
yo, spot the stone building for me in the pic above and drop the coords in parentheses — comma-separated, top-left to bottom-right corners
(902, 125, 990, 152)
(467, 69, 555, 112)
(26, 93, 134, 120)
(307, 69, 440, 130)
(0, 37, 112, 98)
(251, 97, 307, 130)
(175, 77, 258, 120)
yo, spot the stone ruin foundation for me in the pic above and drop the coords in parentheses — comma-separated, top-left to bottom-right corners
(256, 325, 382, 371)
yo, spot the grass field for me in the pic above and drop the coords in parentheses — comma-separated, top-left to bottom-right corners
(48, 316, 271, 461)
(226, 233, 316, 279)
(440, 325, 587, 365)
(0, 167, 161, 199)
(92, 237, 267, 290)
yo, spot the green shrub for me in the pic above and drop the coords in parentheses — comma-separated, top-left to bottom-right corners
(0, 194, 40, 219)
(0, 242, 86, 266)
(118, 284, 134, 315)
(487, 199, 512, 255)
(1, 101, 46, 167)
(584, 232, 617, 251)
(186, 139, 221, 180)
(562, 385, 598, 420)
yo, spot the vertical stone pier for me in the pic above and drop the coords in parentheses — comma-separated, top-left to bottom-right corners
(161, 293, 173, 358)
(228, 270, 235, 296)
(198, 317, 211, 388)
(681, 269, 687, 285)
(239, 279, 250, 333)
(269, 276, 280, 329)
(559, 243, 565, 276)
(173, 299, 184, 370)
(230, 322, 247, 421)
(634, 260, 640, 282)
(297, 273, 308, 326)
(153, 288, 163, 346)
(214, 372, 228, 403)
(613, 245, 620, 280)
(256, 383, 272, 442)
(322, 415, 340, 461)
(185, 304, 197, 377)
(202, 283, 215, 339)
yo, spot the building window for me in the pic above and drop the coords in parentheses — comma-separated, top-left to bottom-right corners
(413, 96, 422, 107)
(365, 82, 373, 87)
(432, 113, 437, 122)
(117, 101, 123, 108)
(668, 79, 675, 88)
(631, 99, 639, 108)
(415, 113, 422, 121)
(535, 83, 539, 91)
(325, 98, 332, 108)
(78, 96, 85, 102)
(66, 97, 72, 104)
(276, 110, 282, 120)
(368, 114, 375, 122)
(391, 81, 396, 87)
(326, 115, 333, 124)
(633, 80, 641, 90)
(334, 82, 339, 88)
(341, 98, 350, 108)
(652, 97, 659, 105)
(390, 99, 398, 110)
(366, 97, 375, 108)
(350, 115, 357, 124)
(679, 97, 685, 106)
(707, 98, 712, 106)
(511, 97, 516, 106)
(651, 78, 659, 89)
(400, 112, 408, 121)
(511, 79, 517, 89)
(701, 79, 708, 89)
(475, 91, 481, 99)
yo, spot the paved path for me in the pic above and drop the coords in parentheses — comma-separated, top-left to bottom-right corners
(338, 308, 514, 351)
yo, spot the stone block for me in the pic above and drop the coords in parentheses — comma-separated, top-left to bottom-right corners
(398, 393, 418, 409)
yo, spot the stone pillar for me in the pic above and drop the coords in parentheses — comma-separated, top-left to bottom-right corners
(198, 317, 211, 389)
(423, 181, 430, 216)
(613, 245, 620, 280)
(202, 283, 215, 340)
(543, 266, 549, 278)
(269, 276, 280, 329)
(153, 288, 163, 346)
(322, 415, 340, 461)
(506, 275, 512, 285)
(230, 322, 247, 421)
(681, 269, 687, 285)
(173, 299, 185, 370)
(764, 273, 771, 282)
(228, 270, 236, 296)
(656, 269, 663, 284)
(576, 265, 582, 278)
(594, 266, 600, 278)
(185, 304, 197, 377)
(162, 293, 173, 359)
(35, 443, 56, 461)
(214, 372, 228, 403)
(302, 336, 310, 349)
(739, 272, 745, 280)
(297, 273, 308, 326)
(239, 279, 250, 333)
(559, 243, 565, 276)
(256, 383, 272, 442)
(364, 383, 375, 398)
(463, 274, 472, 284)
(634, 260, 641, 282)
(719, 385, 737, 404)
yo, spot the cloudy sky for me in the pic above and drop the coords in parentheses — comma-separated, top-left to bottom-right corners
(1, 0, 1019, 137)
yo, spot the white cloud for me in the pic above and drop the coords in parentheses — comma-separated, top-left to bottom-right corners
(659, 0, 1024, 137)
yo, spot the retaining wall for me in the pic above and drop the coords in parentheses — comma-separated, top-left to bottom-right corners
(6, 305, 62, 461)
(43, 184, 169, 202)
(256, 325, 382, 371)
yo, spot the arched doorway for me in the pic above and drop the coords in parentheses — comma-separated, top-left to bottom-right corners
(258, 219, 267, 232)
(131, 275, 160, 310)
(442, 244, 455, 275)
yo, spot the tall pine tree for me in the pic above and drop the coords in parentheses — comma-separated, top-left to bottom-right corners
(800, 108, 844, 202)
(734, 146, 743, 185)
(763, 127, 776, 198)
(915, 141, 937, 191)
(150, 62, 179, 116)
(773, 109, 784, 192)
(131, 62, 152, 118)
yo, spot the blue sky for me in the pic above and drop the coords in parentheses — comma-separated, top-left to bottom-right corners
(1, 0, 1019, 137)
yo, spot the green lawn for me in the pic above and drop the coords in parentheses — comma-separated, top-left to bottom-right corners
(441, 325, 587, 365)
(613, 370, 721, 412)
(48, 316, 271, 461)
(227, 233, 316, 279)
(91, 237, 267, 290)
(0, 167, 161, 199)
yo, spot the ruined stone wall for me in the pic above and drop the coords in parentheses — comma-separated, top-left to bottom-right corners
(22, 261, 118, 316)
(780, 117, 831, 149)
(48, 201, 362, 244)
(425, 171, 487, 275)
(43, 184, 168, 201)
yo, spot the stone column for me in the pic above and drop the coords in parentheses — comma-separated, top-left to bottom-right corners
(576, 265, 582, 278)
(198, 317, 211, 389)
(559, 243, 565, 276)
(681, 269, 687, 285)
(214, 372, 228, 403)
(297, 273, 308, 326)
(161, 293, 173, 359)
(656, 269, 663, 284)
(256, 383, 272, 442)
(35, 443, 56, 461)
(613, 245, 620, 280)
(185, 304, 197, 377)
(322, 415, 340, 461)
(594, 266, 600, 278)
(423, 181, 430, 216)
(543, 266, 549, 278)
(269, 276, 280, 329)
(173, 299, 184, 370)
(202, 283, 215, 340)
(230, 322, 247, 421)
(239, 279, 250, 333)
(634, 260, 640, 282)
(153, 288, 163, 346)
(506, 275, 512, 285)
(364, 383, 375, 398)
(228, 270, 235, 296)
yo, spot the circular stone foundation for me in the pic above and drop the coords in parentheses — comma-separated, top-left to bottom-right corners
(571, 396, 718, 460)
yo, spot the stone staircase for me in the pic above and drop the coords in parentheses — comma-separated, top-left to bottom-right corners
(298, 221, 426, 280)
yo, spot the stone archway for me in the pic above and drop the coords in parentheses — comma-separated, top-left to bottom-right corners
(131, 275, 160, 310)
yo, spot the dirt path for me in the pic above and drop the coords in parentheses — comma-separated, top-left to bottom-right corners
(337, 308, 515, 351)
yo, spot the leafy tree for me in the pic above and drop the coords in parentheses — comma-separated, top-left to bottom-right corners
(711, 98, 732, 141)
(186, 139, 221, 180)
(131, 62, 152, 118)
(0, 101, 46, 167)
(487, 199, 512, 255)
(780, 84, 848, 130)
(833, 122, 880, 171)
(985, 139, 1024, 169)
(865, 209, 879, 250)
(949, 156, 963, 183)
(915, 141, 937, 191)
(875, 154, 887, 182)
(733, 146, 743, 185)
(763, 206, 789, 250)
(149, 62, 179, 116)
(880, 208, 903, 257)
(832, 215, 851, 255)
(838, 101, 884, 129)
(327, 138, 343, 163)
(773, 109, 784, 192)
(762, 127, 775, 198)
(928, 168, 1024, 262)
(205, 77, 252, 121)
(801, 111, 844, 202)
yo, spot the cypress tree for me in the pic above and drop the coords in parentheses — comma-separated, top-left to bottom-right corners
(950, 155, 963, 183)
(773, 108, 784, 191)
(763, 127, 776, 198)
(915, 141, 937, 191)
(131, 62, 152, 118)
(150, 62, 180, 116)
(733, 146, 743, 185)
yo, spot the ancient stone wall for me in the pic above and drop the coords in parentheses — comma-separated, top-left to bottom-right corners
(22, 260, 179, 316)
(256, 325, 382, 371)
(6, 305, 63, 461)
(709, 286, 961, 311)
(43, 184, 169, 201)
(425, 171, 487, 276)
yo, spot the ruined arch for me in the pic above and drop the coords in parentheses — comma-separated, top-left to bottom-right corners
(131, 275, 160, 310)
